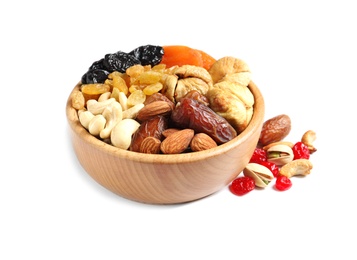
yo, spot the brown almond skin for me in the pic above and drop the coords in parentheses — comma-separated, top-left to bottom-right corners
(259, 114, 291, 146)
(160, 129, 194, 154)
(140, 137, 162, 154)
(136, 101, 172, 123)
(190, 133, 218, 152)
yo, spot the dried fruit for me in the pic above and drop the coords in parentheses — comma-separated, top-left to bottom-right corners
(259, 161, 279, 178)
(249, 148, 267, 163)
(275, 175, 292, 191)
(292, 141, 310, 160)
(259, 114, 291, 146)
(171, 97, 237, 144)
(81, 83, 111, 102)
(160, 45, 216, 70)
(130, 116, 168, 152)
(128, 45, 164, 66)
(229, 177, 255, 196)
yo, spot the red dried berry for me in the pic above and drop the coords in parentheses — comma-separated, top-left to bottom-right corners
(275, 175, 292, 191)
(292, 141, 310, 160)
(249, 148, 267, 163)
(229, 176, 255, 196)
(259, 161, 279, 178)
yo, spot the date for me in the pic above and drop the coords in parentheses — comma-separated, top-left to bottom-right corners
(130, 116, 168, 152)
(171, 97, 237, 144)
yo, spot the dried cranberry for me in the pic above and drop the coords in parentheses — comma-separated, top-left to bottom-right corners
(229, 177, 255, 196)
(292, 141, 310, 160)
(275, 175, 292, 191)
(259, 161, 279, 178)
(249, 148, 267, 163)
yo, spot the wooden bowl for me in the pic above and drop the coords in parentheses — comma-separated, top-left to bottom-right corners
(66, 81, 265, 204)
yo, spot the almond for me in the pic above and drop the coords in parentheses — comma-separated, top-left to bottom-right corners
(161, 128, 180, 138)
(136, 101, 172, 122)
(259, 114, 291, 146)
(160, 129, 194, 154)
(190, 133, 218, 152)
(140, 137, 161, 154)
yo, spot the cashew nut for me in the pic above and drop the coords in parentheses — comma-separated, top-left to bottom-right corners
(301, 130, 317, 154)
(279, 159, 313, 178)
(88, 114, 106, 136)
(122, 103, 144, 119)
(111, 118, 140, 150)
(87, 98, 116, 115)
(78, 110, 94, 129)
(98, 91, 112, 102)
(118, 91, 128, 111)
(100, 101, 123, 139)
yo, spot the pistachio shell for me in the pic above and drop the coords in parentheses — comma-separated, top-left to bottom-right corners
(267, 144, 293, 166)
(243, 163, 274, 188)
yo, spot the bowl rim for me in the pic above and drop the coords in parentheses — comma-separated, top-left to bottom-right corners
(66, 81, 264, 164)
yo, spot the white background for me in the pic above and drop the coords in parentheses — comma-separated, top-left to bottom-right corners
(1, 0, 356, 259)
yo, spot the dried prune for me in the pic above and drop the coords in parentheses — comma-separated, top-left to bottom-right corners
(171, 97, 237, 144)
(81, 58, 109, 84)
(129, 45, 164, 66)
(103, 51, 141, 73)
(80, 45, 165, 84)
(81, 69, 110, 84)
(88, 58, 106, 70)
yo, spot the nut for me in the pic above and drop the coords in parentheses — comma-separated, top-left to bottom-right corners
(267, 144, 294, 166)
(259, 114, 291, 146)
(162, 128, 180, 138)
(88, 114, 106, 136)
(86, 98, 116, 115)
(279, 159, 313, 178)
(262, 141, 294, 151)
(140, 137, 161, 154)
(190, 133, 217, 152)
(136, 100, 172, 122)
(78, 110, 94, 129)
(111, 118, 140, 150)
(301, 130, 317, 154)
(100, 101, 123, 139)
(160, 129, 194, 154)
(122, 103, 144, 119)
(243, 163, 275, 188)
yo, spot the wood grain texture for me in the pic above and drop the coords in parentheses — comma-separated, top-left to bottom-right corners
(66, 81, 265, 204)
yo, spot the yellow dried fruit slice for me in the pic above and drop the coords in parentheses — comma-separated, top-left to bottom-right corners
(143, 82, 163, 95)
(127, 90, 146, 108)
(81, 84, 111, 101)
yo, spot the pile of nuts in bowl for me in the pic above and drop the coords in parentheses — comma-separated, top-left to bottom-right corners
(71, 44, 256, 154)
(229, 114, 317, 195)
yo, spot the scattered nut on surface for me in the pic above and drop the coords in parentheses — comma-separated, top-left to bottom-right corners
(279, 159, 313, 178)
(267, 144, 294, 166)
(301, 130, 317, 154)
(243, 163, 275, 188)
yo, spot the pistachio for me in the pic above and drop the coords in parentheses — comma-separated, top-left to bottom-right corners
(243, 163, 275, 188)
(267, 144, 293, 166)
